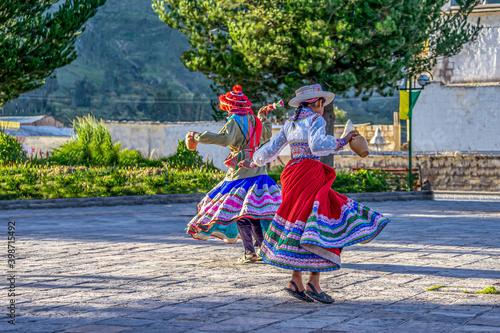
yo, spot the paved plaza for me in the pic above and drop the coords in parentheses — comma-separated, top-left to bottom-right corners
(1, 199, 499, 332)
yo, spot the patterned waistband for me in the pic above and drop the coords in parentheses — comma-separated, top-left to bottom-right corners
(288, 156, 320, 166)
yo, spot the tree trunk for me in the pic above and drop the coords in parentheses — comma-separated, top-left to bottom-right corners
(320, 102, 335, 167)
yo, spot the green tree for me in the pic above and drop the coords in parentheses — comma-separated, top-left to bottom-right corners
(334, 106, 347, 125)
(153, 0, 482, 109)
(0, 0, 106, 107)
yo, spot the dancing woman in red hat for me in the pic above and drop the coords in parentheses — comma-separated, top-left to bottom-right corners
(186, 85, 281, 263)
(239, 84, 390, 302)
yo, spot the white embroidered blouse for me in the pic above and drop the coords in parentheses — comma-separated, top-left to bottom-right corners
(253, 107, 345, 166)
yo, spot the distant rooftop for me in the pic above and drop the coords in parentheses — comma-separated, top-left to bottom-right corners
(0, 116, 47, 124)
(0, 115, 65, 128)
(2, 126, 73, 137)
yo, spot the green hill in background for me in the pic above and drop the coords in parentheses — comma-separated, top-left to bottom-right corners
(1, 0, 398, 125)
(1, 0, 214, 124)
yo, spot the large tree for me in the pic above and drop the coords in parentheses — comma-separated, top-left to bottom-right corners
(153, 0, 482, 120)
(0, 0, 106, 107)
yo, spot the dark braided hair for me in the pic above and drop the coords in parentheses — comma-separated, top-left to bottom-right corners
(293, 102, 308, 122)
(292, 98, 325, 126)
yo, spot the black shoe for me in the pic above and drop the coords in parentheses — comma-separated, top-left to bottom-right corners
(284, 280, 314, 302)
(305, 282, 334, 304)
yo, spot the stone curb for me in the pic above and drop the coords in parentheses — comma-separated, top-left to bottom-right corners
(433, 190, 500, 202)
(346, 191, 433, 202)
(0, 191, 432, 211)
(0, 193, 207, 211)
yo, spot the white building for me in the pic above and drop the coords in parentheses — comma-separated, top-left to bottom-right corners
(412, 1, 500, 152)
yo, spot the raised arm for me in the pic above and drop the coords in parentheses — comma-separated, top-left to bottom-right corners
(252, 128, 288, 166)
(194, 119, 238, 147)
(308, 116, 345, 156)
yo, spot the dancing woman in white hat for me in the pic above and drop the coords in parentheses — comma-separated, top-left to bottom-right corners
(239, 84, 390, 303)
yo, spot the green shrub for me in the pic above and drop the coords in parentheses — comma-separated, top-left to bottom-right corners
(50, 115, 122, 166)
(0, 131, 27, 164)
(334, 169, 391, 193)
(118, 149, 144, 167)
(166, 140, 218, 171)
(49, 115, 156, 167)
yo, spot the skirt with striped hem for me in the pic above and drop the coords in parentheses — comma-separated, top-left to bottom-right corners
(261, 159, 390, 272)
(187, 175, 281, 244)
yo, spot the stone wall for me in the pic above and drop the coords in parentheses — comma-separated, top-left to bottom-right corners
(333, 152, 500, 192)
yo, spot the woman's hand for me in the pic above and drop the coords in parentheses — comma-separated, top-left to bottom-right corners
(238, 160, 253, 169)
(186, 131, 197, 139)
(343, 131, 360, 143)
(258, 106, 269, 117)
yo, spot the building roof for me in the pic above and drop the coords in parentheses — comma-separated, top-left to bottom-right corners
(0, 116, 47, 124)
(2, 126, 73, 137)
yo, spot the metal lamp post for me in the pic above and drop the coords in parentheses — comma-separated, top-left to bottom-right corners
(399, 73, 430, 191)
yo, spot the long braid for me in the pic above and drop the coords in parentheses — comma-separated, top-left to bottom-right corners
(292, 102, 308, 126)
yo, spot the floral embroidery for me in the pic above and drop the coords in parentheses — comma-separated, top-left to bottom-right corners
(289, 141, 320, 165)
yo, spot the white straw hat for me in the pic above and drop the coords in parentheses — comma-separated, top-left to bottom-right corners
(288, 84, 335, 107)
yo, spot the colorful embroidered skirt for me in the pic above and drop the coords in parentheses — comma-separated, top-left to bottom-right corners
(187, 175, 281, 244)
(262, 159, 390, 272)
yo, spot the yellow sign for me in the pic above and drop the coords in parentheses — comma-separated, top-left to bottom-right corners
(0, 121, 20, 129)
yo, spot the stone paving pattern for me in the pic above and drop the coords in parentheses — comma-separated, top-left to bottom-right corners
(1, 199, 499, 332)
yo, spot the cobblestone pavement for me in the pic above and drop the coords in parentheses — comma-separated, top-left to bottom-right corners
(1, 199, 499, 333)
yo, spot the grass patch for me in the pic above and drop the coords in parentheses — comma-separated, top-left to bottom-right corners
(426, 285, 448, 291)
(476, 286, 500, 294)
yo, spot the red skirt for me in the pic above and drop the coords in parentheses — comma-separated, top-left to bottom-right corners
(261, 159, 390, 272)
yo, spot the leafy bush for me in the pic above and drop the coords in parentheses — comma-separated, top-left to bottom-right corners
(50, 115, 122, 166)
(166, 140, 218, 171)
(48, 117, 216, 169)
(334, 106, 347, 125)
(118, 149, 144, 166)
(0, 131, 27, 164)
(49, 115, 164, 167)
(334, 169, 392, 193)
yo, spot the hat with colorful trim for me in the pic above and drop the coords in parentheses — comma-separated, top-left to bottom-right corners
(288, 84, 335, 107)
(219, 85, 253, 112)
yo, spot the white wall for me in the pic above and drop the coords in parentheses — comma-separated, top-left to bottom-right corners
(22, 137, 72, 156)
(433, 11, 500, 83)
(412, 82, 500, 152)
(105, 121, 231, 170)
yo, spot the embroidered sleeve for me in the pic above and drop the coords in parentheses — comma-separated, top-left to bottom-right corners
(252, 128, 288, 166)
(308, 116, 343, 156)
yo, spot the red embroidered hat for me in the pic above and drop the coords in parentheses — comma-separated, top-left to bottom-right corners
(219, 85, 253, 112)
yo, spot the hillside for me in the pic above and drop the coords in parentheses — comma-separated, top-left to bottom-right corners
(1, 0, 398, 125)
